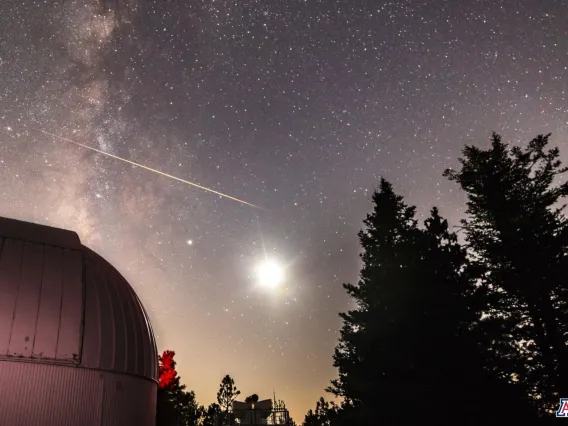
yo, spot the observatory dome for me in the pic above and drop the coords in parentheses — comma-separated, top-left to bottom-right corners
(0, 216, 158, 426)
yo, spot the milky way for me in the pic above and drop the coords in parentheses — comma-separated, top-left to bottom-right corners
(1, 0, 567, 419)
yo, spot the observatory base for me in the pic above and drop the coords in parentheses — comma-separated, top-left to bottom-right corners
(0, 360, 157, 426)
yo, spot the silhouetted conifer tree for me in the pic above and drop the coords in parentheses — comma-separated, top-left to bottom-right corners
(216, 374, 241, 424)
(217, 374, 241, 412)
(444, 133, 568, 412)
(327, 178, 537, 425)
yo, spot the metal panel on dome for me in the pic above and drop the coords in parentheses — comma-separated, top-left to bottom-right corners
(0, 216, 81, 249)
(136, 292, 159, 380)
(0, 238, 25, 355)
(9, 242, 44, 357)
(33, 247, 84, 361)
(56, 249, 84, 361)
(0, 237, 83, 362)
(33, 246, 64, 359)
(80, 248, 158, 381)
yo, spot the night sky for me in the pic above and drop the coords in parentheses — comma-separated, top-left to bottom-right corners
(1, 0, 567, 420)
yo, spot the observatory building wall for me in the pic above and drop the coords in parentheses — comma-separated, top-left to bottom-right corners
(0, 361, 156, 426)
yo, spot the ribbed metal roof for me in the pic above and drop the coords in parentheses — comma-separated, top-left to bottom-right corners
(0, 216, 158, 382)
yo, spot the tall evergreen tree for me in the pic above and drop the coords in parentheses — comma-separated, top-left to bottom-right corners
(217, 374, 241, 413)
(328, 178, 536, 424)
(444, 133, 568, 411)
(215, 374, 240, 425)
(328, 178, 418, 424)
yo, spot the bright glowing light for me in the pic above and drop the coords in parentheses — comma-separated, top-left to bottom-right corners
(256, 260, 283, 288)
(187, 239, 193, 245)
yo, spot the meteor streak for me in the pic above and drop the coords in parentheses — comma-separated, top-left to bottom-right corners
(32, 128, 262, 209)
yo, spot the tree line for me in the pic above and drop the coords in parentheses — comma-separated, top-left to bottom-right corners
(303, 133, 568, 424)
(156, 350, 297, 425)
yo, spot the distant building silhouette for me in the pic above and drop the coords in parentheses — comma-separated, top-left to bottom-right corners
(216, 394, 291, 425)
(0, 217, 158, 426)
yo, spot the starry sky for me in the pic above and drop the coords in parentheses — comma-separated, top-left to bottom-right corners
(1, 0, 567, 420)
